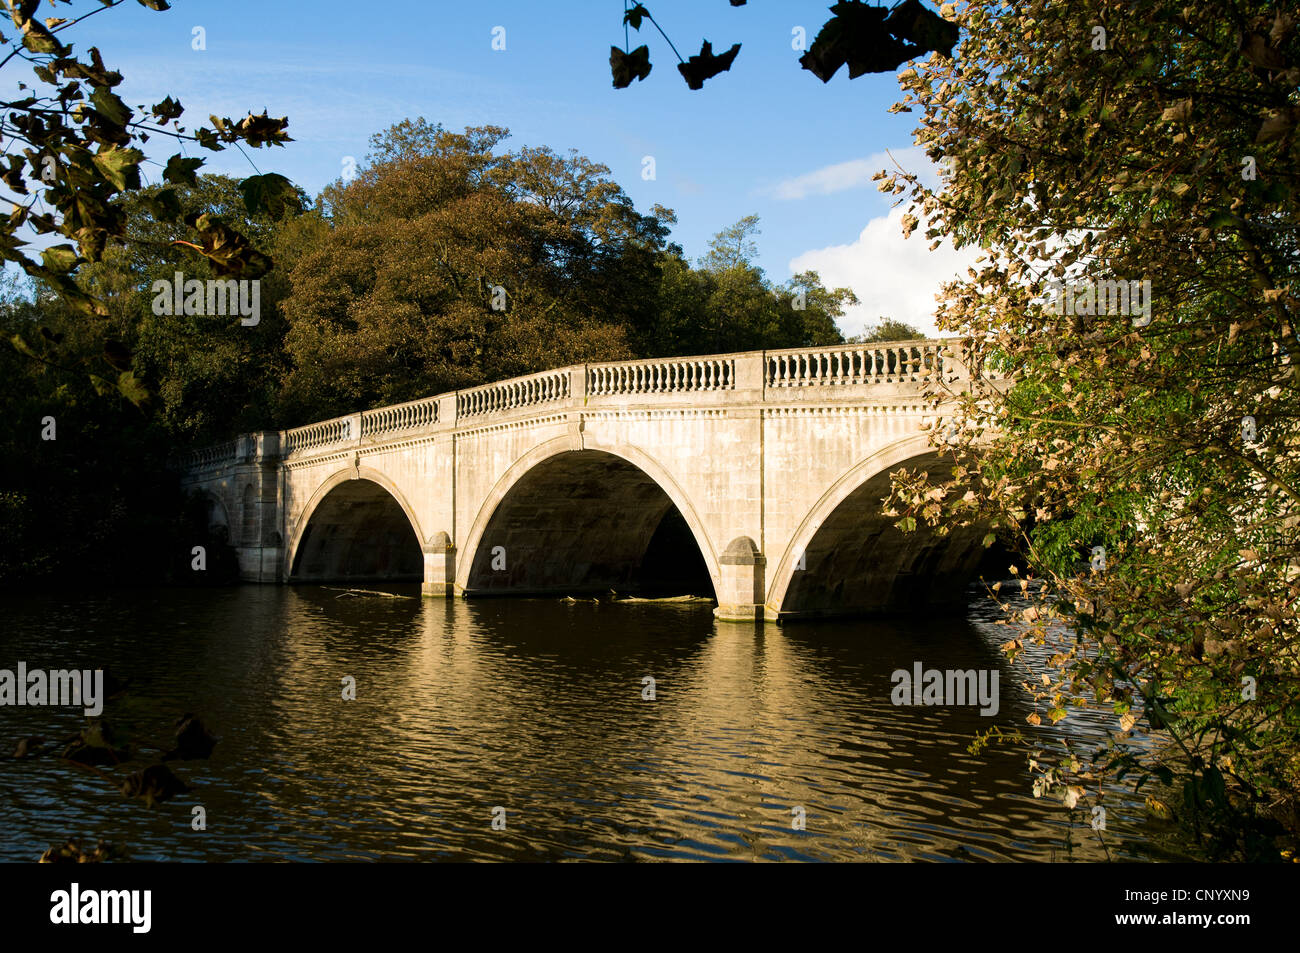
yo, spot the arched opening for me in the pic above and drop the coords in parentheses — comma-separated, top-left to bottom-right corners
(200, 491, 230, 543)
(465, 450, 714, 598)
(779, 451, 991, 619)
(289, 478, 422, 583)
(179, 489, 239, 583)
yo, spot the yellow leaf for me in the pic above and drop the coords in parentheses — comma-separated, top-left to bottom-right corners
(1146, 796, 1172, 820)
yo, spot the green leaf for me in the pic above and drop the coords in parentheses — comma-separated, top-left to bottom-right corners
(41, 244, 80, 274)
(92, 145, 144, 191)
(144, 187, 182, 222)
(610, 45, 652, 88)
(151, 95, 183, 123)
(163, 153, 203, 186)
(623, 3, 650, 30)
(239, 172, 300, 219)
(21, 19, 63, 55)
(678, 40, 741, 90)
(135, 0, 171, 10)
(982, 532, 996, 548)
(11, 0, 41, 23)
(1206, 210, 1239, 230)
(116, 371, 150, 408)
(9, 333, 40, 361)
(897, 515, 917, 532)
(800, 2, 913, 82)
(886, 0, 959, 57)
(194, 127, 224, 151)
(88, 373, 116, 398)
(232, 111, 292, 148)
(184, 212, 273, 278)
(90, 85, 132, 126)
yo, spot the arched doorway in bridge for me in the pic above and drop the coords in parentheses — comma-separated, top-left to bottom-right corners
(776, 451, 993, 619)
(289, 479, 423, 583)
(464, 450, 714, 599)
(198, 490, 231, 544)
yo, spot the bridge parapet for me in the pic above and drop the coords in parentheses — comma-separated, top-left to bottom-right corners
(586, 355, 736, 396)
(283, 415, 352, 455)
(361, 394, 439, 436)
(178, 340, 974, 469)
(766, 340, 955, 387)
(173, 438, 241, 472)
(457, 367, 571, 419)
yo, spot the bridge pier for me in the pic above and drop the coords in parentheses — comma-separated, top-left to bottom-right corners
(422, 533, 455, 598)
(714, 536, 766, 622)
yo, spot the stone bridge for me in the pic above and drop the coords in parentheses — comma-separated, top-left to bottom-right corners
(175, 341, 991, 621)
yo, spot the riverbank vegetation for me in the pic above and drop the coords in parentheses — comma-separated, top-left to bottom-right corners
(881, 0, 1300, 860)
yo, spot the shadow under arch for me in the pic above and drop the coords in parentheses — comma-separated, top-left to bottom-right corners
(768, 433, 990, 619)
(457, 437, 719, 599)
(195, 487, 233, 539)
(286, 465, 425, 583)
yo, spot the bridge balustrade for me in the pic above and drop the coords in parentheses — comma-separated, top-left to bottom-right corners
(586, 357, 735, 395)
(171, 439, 240, 471)
(766, 342, 945, 387)
(282, 416, 351, 454)
(176, 340, 972, 465)
(457, 368, 570, 419)
(360, 396, 439, 436)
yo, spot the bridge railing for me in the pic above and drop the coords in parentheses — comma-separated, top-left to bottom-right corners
(361, 395, 439, 437)
(766, 341, 955, 387)
(282, 415, 352, 454)
(586, 356, 735, 395)
(178, 340, 975, 469)
(172, 439, 240, 471)
(457, 367, 570, 419)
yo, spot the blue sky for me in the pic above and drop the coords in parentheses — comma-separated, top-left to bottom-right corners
(23, 0, 979, 336)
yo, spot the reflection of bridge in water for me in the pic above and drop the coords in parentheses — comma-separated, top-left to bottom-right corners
(177, 341, 995, 621)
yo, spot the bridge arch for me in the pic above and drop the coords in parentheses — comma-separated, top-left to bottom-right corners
(457, 437, 720, 598)
(285, 465, 425, 583)
(197, 488, 233, 538)
(768, 433, 989, 618)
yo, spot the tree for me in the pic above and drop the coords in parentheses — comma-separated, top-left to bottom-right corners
(701, 214, 761, 272)
(84, 175, 302, 442)
(669, 215, 855, 355)
(0, 269, 208, 585)
(1, 0, 294, 404)
(881, 0, 1300, 857)
(848, 318, 924, 342)
(276, 121, 672, 424)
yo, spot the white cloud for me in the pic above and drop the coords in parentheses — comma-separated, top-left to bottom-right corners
(765, 146, 938, 200)
(790, 205, 983, 339)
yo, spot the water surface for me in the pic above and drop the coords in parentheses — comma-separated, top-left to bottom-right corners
(0, 586, 1186, 861)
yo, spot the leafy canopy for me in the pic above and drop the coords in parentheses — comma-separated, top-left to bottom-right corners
(881, 0, 1300, 857)
(1, 0, 295, 406)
